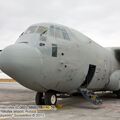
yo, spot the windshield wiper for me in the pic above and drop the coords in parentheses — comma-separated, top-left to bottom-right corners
(40, 30, 47, 36)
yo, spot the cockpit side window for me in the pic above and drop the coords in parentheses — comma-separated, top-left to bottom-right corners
(62, 29, 70, 40)
(24, 26, 37, 34)
(50, 25, 70, 40)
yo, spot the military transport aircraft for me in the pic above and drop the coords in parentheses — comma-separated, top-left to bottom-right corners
(0, 23, 120, 105)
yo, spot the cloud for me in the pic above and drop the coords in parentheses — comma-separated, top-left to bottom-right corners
(0, 0, 120, 49)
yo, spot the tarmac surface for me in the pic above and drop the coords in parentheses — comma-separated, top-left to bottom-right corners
(0, 82, 120, 120)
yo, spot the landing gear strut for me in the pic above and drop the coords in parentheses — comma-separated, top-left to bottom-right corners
(35, 92, 57, 105)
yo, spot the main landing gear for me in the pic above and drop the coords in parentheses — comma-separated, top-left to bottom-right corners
(35, 92, 57, 105)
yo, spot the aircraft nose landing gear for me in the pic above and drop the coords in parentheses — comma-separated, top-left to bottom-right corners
(35, 92, 57, 105)
(35, 92, 45, 105)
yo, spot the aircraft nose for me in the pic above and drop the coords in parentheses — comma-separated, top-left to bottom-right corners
(0, 44, 46, 91)
(0, 44, 42, 79)
(0, 44, 38, 71)
(0, 44, 22, 72)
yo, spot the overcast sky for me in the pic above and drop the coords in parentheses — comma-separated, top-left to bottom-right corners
(0, 0, 120, 78)
(0, 0, 120, 49)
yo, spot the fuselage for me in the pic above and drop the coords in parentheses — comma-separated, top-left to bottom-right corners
(0, 23, 120, 94)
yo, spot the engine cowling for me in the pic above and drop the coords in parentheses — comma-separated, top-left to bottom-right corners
(107, 70, 120, 91)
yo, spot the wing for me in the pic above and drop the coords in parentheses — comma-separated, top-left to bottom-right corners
(113, 47, 120, 63)
(107, 47, 120, 63)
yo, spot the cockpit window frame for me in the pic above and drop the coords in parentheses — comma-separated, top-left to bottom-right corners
(24, 25, 48, 35)
(62, 29, 70, 40)
(36, 26, 48, 35)
(49, 25, 55, 38)
(49, 25, 70, 41)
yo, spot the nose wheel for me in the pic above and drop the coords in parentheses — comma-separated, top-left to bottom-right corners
(35, 92, 57, 105)
(35, 92, 45, 105)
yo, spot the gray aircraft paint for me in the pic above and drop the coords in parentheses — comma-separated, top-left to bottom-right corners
(0, 23, 120, 94)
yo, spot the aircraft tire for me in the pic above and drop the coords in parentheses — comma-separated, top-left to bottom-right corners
(44, 92, 57, 105)
(35, 92, 45, 105)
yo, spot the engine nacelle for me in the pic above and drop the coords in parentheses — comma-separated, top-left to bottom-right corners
(107, 70, 120, 91)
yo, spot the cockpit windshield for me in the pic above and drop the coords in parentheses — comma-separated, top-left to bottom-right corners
(36, 26, 47, 35)
(24, 26, 37, 34)
(24, 26, 48, 35)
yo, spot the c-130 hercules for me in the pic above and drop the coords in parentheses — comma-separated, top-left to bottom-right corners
(0, 23, 120, 105)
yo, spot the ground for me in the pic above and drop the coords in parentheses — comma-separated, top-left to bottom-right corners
(0, 81, 120, 120)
